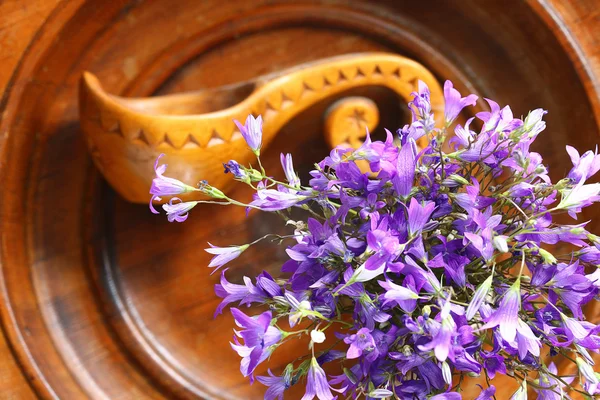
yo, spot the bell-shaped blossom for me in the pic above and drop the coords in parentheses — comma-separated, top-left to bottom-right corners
(465, 272, 493, 320)
(464, 229, 494, 262)
(352, 131, 381, 162)
(230, 308, 281, 380)
(234, 115, 263, 155)
(577, 357, 599, 395)
(561, 313, 590, 341)
(454, 179, 494, 211)
(392, 140, 416, 197)
(443, 80, 478, 124)
(250, 182, 308, 211)
(358, 193, 385, 220)
(566, 145, 600, 183)
(476, 99, 522, 134)
(257, 367, 292, 400)
(205, 243, 249, 272)
(354, 291, 391, 330)
(214, 269, 278, 315)
(364, 227, 402, 273)
(534, 363, 573, 400)
(344, 328, 377, 359)
(406, 198, 436, 236)
(149, 154, 197, 213)
(481, 352, 506, 379)
(280, 153, 300, 187)
(557, 181, 600, 218)
(285, 293, 313, 327)
(418, 299, 457, 361)
(481, 279, 521, 342)
(409, 80, 435, 132)
(379, 279, 420, 312)
(223, 160, 250, 183)
(521, 108, 547, 137)
(301, 357, 344, 400)
(513, 320, 541, 360)
(162, 198, 198, 222)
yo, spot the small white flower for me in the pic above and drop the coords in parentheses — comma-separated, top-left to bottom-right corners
(310, 330, 326, 344)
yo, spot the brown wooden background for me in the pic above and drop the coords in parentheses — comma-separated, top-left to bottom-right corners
(1, 1, 600, 399)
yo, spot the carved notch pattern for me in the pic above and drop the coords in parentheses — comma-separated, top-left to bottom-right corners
(93, 61, 421, 150)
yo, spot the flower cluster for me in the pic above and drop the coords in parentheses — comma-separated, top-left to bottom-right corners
(150, 81, 600, 399)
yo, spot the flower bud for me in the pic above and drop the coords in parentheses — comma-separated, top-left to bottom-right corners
(422, 305, 432, 319)
(577, 357, 599, 385)
(588, 233, 600, 244)
(538, 248, 557, 264)
(248, 168, 263, 182)
(493, 235, 509, 253)
(534, 164, 548, 175)
(367, 389, 393, 399)
(555, 178, 571, 190)
(198, 180, 226, 199)
(466, 273, 493, 320)
(441, 361, 452, 385)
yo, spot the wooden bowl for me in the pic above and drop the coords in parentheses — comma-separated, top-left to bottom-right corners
(1, 1, 599, 399)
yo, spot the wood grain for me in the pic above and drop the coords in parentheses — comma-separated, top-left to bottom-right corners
(0, 1, 599, 399)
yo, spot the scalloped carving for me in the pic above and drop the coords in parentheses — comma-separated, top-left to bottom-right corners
(80, 53, 444, 203)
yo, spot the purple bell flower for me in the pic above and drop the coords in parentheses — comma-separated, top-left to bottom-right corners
(149, 154, 197, 213)
(408, 80, 435, 132)
(344, 327, 377, 360)
(234, 115, 263, 155)
(162, 198, 198, 222)
(280, 153, 300, 187)
(378, 279, 420, 313)
(205, 243, 249, 273)
(534, 363, 573, 400)
(418, 299, 457, 362)
(566, 145, 600, 183)
(257, 367, 292, 400)
(474, 386, 496, 400)
(392, 140, 416, 198)
(250, 182, 308, 211)
(406, 197, 436, 236)
(465, 272, 493, 320)
(481, 279, 521, 342)
(230, 308, 281, 381)
(214, 269, 274, 315)
(443, 80, 478, 124)
(301, 357, 344, 400)
(223, 160, 250, 182)
(481, 352, 506, 379)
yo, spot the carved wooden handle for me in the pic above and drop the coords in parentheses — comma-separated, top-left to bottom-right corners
(79, 52, 443, 203)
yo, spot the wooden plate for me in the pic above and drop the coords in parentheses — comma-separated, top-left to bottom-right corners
(1, 1, 599, 398)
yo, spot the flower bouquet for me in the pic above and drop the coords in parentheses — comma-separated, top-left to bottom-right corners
(150, 80, 600, 399)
